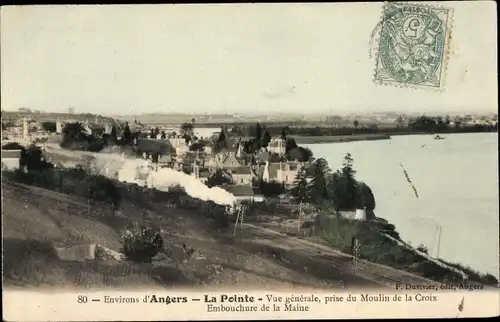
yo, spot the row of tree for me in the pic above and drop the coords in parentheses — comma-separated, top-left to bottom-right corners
(291, 154, 376, 212)
(225, 118, 497, 137)
(59, 121, 140, 152)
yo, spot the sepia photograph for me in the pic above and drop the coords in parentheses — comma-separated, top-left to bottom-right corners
(1, 1, 498, 320)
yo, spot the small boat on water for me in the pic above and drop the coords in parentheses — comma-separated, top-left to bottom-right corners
(434, 135, 446, 140)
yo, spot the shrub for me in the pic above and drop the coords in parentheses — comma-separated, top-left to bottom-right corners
(213, 208, 230, 229)
(415, 261, 462, 282)
(416, 244, 429, 254)
(122, 226, 164, 263)
(257, 180, 286, 197)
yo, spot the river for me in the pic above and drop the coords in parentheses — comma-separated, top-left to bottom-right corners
(304, 133, 499, 279)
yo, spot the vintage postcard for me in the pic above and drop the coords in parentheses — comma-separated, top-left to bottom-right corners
(1, 2, 498, 321)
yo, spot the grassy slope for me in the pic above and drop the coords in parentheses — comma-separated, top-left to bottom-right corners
(313, 214, 499, 286)
(2, 182, 160, 288)
(2, 182, 352, 290)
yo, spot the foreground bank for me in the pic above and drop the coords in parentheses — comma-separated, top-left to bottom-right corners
(3, 178, 445, 289)
(250, 202, 498, 287)
(2, 164, 498, 288)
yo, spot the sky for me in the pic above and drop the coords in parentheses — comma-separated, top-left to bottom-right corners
(1, 2, 497, 116)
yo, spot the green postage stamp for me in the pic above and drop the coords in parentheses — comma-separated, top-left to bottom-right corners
(374, 2, 453, 89)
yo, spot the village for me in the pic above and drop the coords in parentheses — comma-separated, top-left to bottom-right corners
(2, 117, 311, 202)
(3, 114, 499, 293)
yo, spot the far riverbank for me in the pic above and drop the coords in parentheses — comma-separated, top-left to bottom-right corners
(291, 134, 391, 144)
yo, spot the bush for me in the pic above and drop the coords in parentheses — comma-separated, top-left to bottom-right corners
(257, 180, 286, 197)
(416, 244, 429, 254)
(122, 226, 164, 263)
(415, 261, 462, 282)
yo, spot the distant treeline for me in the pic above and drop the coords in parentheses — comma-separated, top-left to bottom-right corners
(229, 117, 498, 137)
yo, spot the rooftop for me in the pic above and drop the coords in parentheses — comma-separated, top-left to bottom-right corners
(230, 166, 253, 175)
(135, 139, 176, 155)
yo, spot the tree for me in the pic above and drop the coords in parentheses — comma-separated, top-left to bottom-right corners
(255, 123, 262, 143)
(262, 130, 272, 148)
(61, 122, 87, 147)
(353, 120, 359, 129)
(2, 142, 25, 150)
(41, 121, 57, 133)
(286, 146, 313, 162)
(257, 180, 286, 197)
(59, 122, 105, 152)
(122, 226, 164, 263)
(242, 139, 254, 154)
(269, 152, 286, 163)
(213, 127, 228, 153)
(290, 168, 310, 204)
(230, 126, 244, 136)
(356, 182, 376, 211)
(123, 122, 132, 144)
(180, 123, 194, 137)
(285, 138, 298, 153)
(110, 125, 117, 142)
(20, 145, 52, 172)
(281, 128, 287, 141)
(396, 115, 405, 128)
(309, 158, 331, 204)
(205, 169, 233, 187)
(189, 141, 205, 152)
(327, 153, 358, 210)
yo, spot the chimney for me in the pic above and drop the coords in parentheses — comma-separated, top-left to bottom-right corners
(56, 120, 62, 134)
(23, 118, 29, 139)
(263, 161, 270, 182)
(194, 163, 200, 178)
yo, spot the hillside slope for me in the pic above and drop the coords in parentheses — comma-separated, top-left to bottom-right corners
(2, 181, 438, 290)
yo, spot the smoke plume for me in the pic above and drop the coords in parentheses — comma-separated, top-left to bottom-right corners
(45, 144, 238, 207)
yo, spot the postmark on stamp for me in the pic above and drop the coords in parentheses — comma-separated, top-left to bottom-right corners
(373, 2, 453, 90)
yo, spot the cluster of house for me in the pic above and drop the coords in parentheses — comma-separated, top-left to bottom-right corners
(123, 132, 312, 200)
(127, 133, 368, 221)
(2, 117, 52, 145)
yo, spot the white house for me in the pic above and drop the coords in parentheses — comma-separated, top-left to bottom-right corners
(169, 136, 189, 155)
(1, 150, 22, 171)
(338, 209, 367, 221)
(261, 161, 306, 185)
(267, 138, 286, 155)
